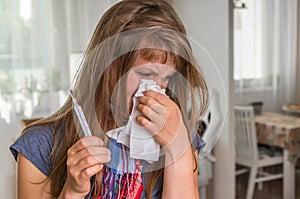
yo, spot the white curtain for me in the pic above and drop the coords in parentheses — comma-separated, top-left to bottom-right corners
(0, 0, 112, 123)
(234, 0, 298, 111)
(275, 0, 298, 106)
(0, 1, 114, 198)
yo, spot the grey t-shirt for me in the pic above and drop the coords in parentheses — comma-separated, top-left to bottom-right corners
(10, 125, 205, 198)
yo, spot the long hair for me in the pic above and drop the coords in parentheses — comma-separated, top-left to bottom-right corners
(22, 0, 208, 198)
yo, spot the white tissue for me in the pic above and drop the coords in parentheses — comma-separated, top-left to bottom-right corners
(106, 79, 166, 163)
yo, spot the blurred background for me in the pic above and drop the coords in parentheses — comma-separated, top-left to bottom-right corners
(0, 0, 299, 199)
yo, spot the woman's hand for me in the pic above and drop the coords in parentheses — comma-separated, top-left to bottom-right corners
(136, 90, 190, 162)
(59, 136, 111, 198)
(136, 90, 198, 198)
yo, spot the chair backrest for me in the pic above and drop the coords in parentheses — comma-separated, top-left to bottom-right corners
(199, 90, 222, 158)
(234, 106, 258, 164)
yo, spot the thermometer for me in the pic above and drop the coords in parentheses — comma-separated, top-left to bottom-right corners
(70, 90, 93, 137)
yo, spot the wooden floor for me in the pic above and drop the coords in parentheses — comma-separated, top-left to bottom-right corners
(236, 167, 300, 199)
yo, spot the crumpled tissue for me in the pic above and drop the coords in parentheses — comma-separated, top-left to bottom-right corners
(106, 79, 166, 163)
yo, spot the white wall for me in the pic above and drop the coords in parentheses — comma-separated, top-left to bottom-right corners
(172, 0, 235, 199)
(0, 1, 112, 198)
(297, 65, 300, 103)
(0, 116, 23, 199)
(297, 0, 300, 103)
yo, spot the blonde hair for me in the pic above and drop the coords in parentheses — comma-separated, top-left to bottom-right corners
(23, 0, 208, 198)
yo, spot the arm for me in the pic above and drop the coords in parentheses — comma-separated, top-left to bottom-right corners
(162, 147, 200, 199)
(136, 90, 199, 199)
(194, 151, 200, 199)
(16, 154, 52, 199)
(16, 136, 110, 199)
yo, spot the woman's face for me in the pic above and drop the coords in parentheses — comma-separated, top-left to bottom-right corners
(126, 55, 176, 114)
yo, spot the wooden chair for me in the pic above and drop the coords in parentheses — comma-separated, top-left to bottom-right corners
(234, 106, 283, 199)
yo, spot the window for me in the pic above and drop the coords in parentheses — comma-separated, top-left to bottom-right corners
(0, 0, 58, 123)
(233, 0, 279, 90)
(0, 0, 111, 123)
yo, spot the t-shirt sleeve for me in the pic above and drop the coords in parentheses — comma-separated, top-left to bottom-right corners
(10, 125, 54, 176)
(192, 129, 206, 153)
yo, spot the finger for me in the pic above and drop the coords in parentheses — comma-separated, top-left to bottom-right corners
(70, 146, 110, 162)
(138, 96, 157, 108)
(77, 154, 110, 167)
(140, 96, 166, 114)
(69, 136, 104, 154)
(137, 103, 165, 125)
(136, 115, 162, 136)
(71, 154, 110, 174)
(137, 103, 154, 120)
(79, 164, 104, 180)
(138, 96, 165, 114)
(143, 90, 170, 106)
(136, 115, 152, 128)
(68, 146, 111, 166)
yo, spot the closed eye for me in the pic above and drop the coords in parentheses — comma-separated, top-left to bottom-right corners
(137, 72, 153, 77)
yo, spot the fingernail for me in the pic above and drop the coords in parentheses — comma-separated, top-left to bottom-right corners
(135, 116, 140, 122)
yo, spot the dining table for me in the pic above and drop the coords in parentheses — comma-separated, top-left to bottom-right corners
(255, 112, 300, 199)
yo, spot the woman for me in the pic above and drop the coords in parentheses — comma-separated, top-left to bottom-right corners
(10, 0, 208, 198)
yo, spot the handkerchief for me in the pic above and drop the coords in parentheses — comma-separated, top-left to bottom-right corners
(106, 79, 166, 163)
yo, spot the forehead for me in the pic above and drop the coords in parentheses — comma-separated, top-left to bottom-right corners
(132, 53, 176, 69)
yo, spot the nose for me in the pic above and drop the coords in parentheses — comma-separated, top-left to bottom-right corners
(153, 77, 168, 89)
(158, 82, 167, 89)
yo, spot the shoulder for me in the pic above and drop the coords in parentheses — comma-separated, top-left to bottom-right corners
(10, 124, 56, 176)
(21, 125, 54, 140)
(11, 125, 55, 154)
